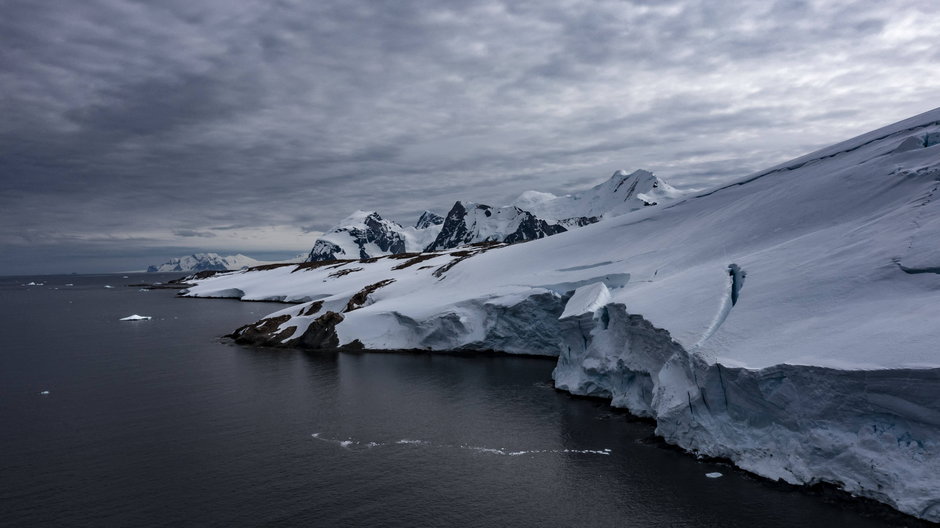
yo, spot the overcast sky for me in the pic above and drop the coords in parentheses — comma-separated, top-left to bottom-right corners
(2, 0, 939, 275)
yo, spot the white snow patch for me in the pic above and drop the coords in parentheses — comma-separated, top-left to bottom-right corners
(560, 282, 611, 319)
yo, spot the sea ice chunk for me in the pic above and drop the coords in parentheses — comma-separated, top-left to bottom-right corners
(120, 314, 152, 321)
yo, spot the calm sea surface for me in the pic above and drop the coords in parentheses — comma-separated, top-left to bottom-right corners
(0, 273, 916, 527)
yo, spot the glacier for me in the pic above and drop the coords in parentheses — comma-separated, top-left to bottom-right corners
(182, 107, 940, 521)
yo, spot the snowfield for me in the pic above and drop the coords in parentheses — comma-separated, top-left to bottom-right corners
(184, 108, 940, 521)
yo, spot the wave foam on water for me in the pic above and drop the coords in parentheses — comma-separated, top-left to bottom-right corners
(310, 433, 611, 456)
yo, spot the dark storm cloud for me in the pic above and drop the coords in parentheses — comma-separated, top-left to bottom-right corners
(2, 0, 939, 274)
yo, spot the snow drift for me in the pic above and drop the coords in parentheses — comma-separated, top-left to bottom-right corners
(183, 107, 940, 521)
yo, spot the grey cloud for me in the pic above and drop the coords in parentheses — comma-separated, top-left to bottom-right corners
(173, 229, 216, 238)
(1, 0, 939, 274)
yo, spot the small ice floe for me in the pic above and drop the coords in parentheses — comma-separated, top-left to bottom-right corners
(65, 283, 74, 286)
(705, 472, 723, 478)
(120, 314, 152, 321)
(396, 439, 430, 446)
(39, 390, 50, 395)
(23, 281, 45, 286)
(122, 276, 129, 279)
(104, 285, 114, 289)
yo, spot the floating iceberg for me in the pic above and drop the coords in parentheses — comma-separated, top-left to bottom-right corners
(119, 314, 152, 321)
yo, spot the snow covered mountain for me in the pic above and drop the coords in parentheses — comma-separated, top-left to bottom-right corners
(147, 253, 268, 273)
(184, 107, 940, 521)
(425, 202, 566, 251)
(307, 170, 680, 258)
(414, 210, 444, 230)
(306, 210, 444, 262)
(512, 169, 681, 221)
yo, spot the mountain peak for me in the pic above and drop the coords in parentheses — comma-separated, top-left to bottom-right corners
(415, 210, 444, 229)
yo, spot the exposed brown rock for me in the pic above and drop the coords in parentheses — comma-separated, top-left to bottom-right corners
(386, 252, 422, 260)
(294, 311, 345, 349)
(301, 300, 324, 316)
(230, 314, 293, 346)
(246, 262, 295, 272)
(328, 267, 363, 278)
(391, 252, 441, 270)
(344, 279, 396, 312)
(430, 242, 507, 279)
(292, 259, 354, 273)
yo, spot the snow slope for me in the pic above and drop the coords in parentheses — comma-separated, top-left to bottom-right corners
(183, 107, 940, 521)
(512, 169, 681, 221)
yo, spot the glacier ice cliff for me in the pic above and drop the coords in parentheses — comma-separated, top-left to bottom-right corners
(182, 107, 940, 521)
(554, 288, 940, 522)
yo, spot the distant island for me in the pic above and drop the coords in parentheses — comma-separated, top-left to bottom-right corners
(147, 253, 294, 273)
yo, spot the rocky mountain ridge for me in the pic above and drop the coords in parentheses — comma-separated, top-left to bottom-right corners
(306, 170, 678, 262)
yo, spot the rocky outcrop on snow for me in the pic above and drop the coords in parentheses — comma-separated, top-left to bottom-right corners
(184, 107, 940, 521)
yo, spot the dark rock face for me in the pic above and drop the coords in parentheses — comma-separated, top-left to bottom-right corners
(415, 210, 444, 229)
(294, 311, 344, 349)
(503, 213, 566, 244)
(229, 310, 345, 350)
(307, 212, 407, 261)
(308, 240, 343, 261)
(425, 201, 568, 251)
(558, 216, 601, 229)
(425, 201, 471, 251)
(230, 315, 296, 347)
(344, 279, 396, 312)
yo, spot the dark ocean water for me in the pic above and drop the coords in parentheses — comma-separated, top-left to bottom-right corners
(0, 273, 917, 527)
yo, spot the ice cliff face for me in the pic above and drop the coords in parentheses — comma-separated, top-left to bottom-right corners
(147, 253, 265, 272)
(184, 107, 940, 521)
(554, 289, 940, 522)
